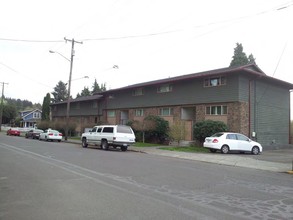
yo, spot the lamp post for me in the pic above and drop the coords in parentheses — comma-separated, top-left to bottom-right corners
(49, 38, 82, 140)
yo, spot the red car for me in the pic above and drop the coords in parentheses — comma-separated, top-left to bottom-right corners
(7, 128, 20, 136)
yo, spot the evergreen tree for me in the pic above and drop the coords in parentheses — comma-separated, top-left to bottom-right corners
(91, 79, 107, 94)
(41, 93, 51, 121)
(77, 87, 91, 97)
(248, 54, 256, 64)
(229, 43, 257, 68)
(52, 81, 68, 103)
(92, 79, 100, 94)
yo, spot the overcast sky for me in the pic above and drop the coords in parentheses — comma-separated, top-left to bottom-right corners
(1, 0, 293, 105)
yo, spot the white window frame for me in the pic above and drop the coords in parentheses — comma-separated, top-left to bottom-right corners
(157, 84, 172, 93)
(204, 76, 226, 87)
(135, 109, 144, 117)
(206, 105, 227, 115)
(133, 88, 144, 96)
(159, 107, 173, 116)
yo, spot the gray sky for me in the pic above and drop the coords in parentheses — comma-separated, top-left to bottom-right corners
(1, 0, 293, 104)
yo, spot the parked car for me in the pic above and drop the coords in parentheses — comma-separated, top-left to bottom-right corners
(6, 128, 20, 136)
(81, 125, 136, 151)
(39, 129, 62, 142)
(204, 132, 262, 155)
(25, 129, 44, 139)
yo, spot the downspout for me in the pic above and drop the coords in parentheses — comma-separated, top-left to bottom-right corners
(288, 89, 293, 144)
(248, 79, 252, 138)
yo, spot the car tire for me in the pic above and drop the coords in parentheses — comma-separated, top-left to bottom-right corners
(121, 146, 128, 152)
(221, 145, 229, 154)
(101, 140, 109, 150)
(209, 149, 217, 153)
(251, 146, 260, 155)
(82, 138, 88, 148)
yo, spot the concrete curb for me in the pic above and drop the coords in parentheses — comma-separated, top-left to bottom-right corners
(66, 139, 293, 173)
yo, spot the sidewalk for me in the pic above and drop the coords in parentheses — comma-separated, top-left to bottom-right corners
(129, 146, 293, 173)
(67, 139, 293, 173)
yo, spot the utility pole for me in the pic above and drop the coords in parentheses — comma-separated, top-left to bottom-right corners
(0, 82, 8, 132)
(63, 38, 82, 140)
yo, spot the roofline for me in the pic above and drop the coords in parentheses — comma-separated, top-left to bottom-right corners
(50, 94, 103, 106)
(98, 64, 293, 94)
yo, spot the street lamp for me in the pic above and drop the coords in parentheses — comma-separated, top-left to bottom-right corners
(49, 50, 70, 62)
(65, 76, 89, 86)
(49, 47, 75, 140)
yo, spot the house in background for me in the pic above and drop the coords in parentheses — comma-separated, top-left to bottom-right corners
(50, 64, 293, 148)
(19, 109, 42, 128)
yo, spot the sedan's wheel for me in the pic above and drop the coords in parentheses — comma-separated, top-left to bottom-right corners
(101, 140, 109, 150)
(209, 149, 217, 153)
(251, 146, 260, 155)
(221, 145, 229, 154)
(82, 138, 88, 148)
(121, 146, 128, 152)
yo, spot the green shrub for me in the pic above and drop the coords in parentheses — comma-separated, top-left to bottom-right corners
(193, 120, 228, 145)
(128, 115, 169, 144)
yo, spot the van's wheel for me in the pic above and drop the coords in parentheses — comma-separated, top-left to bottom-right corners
(121, 146, 128, 152)
(221, 145, 229, 154)
(251, 146, 260, 155)
(101, 140, 109, 150)
(82, 138, 88, 148)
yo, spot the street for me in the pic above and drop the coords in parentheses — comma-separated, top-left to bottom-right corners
(0, 134, 292, 220)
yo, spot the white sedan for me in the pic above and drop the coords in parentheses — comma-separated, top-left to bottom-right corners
(204, 132, 262, 155)
(39, 129, 63, 142)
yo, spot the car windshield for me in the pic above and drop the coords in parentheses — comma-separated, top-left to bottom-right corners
(211, 132, 224, 137)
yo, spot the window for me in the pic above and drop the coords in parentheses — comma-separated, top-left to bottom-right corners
(102, 127, 114, 133)
(206, 105, 227, 115)
(107, 110, 115, 117)
(133, 88, 144, 96)
(33, 112, 40, 118)
(226, 134, 237, 140)
(135, 109, 144, 117)
(204, 76, 226, 87)
(91, 127, 97, 132)
(237, 134, 249, 141)
(157, 84, 172, 93)
(159, 108, 173, 116)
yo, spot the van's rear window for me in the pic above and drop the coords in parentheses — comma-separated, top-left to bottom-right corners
(117, 126, 132, 134)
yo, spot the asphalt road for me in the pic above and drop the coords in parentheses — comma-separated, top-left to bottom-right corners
(0, 134, 292, 220)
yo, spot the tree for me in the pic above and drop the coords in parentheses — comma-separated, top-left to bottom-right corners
(248, 54, 256, 64)
(229, 43, 256, 67)
(41, 93, 51, 121)
(92, 79, 107, 94)
(52, 81, 68, 103)
(168, 119, 186, 145)
(2, 104, 17, 124)
(76, 87, 91, 98)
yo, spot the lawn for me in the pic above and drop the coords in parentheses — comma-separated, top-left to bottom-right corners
(159, 146, 210, 153)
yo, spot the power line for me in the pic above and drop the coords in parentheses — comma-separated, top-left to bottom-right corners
(0, 38, 63, 43)
(1, 1, 291, 44)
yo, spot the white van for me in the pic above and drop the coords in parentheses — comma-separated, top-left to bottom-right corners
(81, 125, 135, 151)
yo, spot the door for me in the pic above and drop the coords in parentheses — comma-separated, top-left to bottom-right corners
(236, 134, 252, 151)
